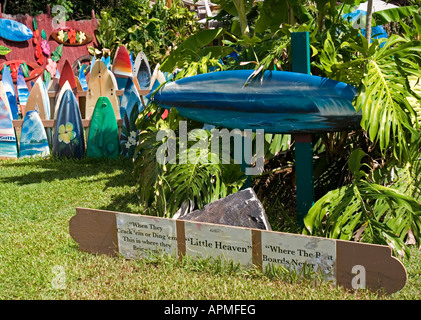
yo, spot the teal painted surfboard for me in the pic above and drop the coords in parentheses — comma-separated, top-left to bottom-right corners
(19, 110, 50, 158)
(86, 97, 119, 159)
(0, 96, 17, 159)
(0, 19, 33, 42)
(52, 89, 85, 158)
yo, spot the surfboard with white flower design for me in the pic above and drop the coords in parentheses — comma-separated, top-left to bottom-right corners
(52, 89, 85, 159)
(120, 97, 141, 158)
(86, 96, 119, 159)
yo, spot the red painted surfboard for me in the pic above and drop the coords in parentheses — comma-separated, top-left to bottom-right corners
(112, 45, 133, 78)
(58, 60, 78, 99)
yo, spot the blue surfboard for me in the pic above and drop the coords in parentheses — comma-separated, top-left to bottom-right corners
(90, 55, 96, 74)
(17, 66, 29, 107)
(0, 96, 17, 159)
(19, 111, 50, 158)
(1, 66, 19, 120)
(0, 19, 33, 42)
(78, 64, 88, 91)
(120, 77, 140, 119)
(134, 52, 151, 89)
(52, 89, 85, 158)
(150, 70, 361, 134)
(101, 56, 111, 69)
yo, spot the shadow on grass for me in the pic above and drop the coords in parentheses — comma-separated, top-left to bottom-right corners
(0, 156, 145, 214)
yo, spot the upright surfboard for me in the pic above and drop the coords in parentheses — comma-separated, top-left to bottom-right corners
(0, 19, 33, 41)
(52, 89, 85, 159)
(19, 111, 50, 158)
(101, 56, 111, 70)
(133, 51, 151, 89)
(120, 95, 142, 158)
(112, 45, 133, 90)
(0, 82, 12, 120)
(54, 81, 73, 119)
(59, 60, 78, 98)
(145, 64, 166, 106)
(0, 96, 17, 159)
(17, 66, 29, 113)
(39, 78, 50, 120)
(85, 61, 120, 120)
(24, 77, 50, 120)
(120, 77, 140, 119)
(90, 55, 96, 73)
(78, 64, 88, 91)
(150, 70, 361, 133)
(2, 66, 19, 120)
(86, 97, 119, 159)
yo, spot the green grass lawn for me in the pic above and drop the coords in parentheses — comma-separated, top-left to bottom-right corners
(0, 157, 420, 300)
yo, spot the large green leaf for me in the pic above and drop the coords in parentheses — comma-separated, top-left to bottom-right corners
(373, 5, 418, 26)
(254, 0, 289, 34)
(304, 149, 421, 259)
(160, 28, 224, 73)
(354, 35, 421, 161)
(212, 0, 255, 17)
(134, 104, 246, 217)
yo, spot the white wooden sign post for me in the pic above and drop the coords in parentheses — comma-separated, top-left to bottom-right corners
(70, 207, 407, 294)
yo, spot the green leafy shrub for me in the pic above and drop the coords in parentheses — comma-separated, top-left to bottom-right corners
(96, 0, 200, 66)
(304, 149, 421, 259)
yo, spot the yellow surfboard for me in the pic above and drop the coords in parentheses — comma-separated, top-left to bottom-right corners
(24, 77, 50, 120)
(85, 61, 120, 120)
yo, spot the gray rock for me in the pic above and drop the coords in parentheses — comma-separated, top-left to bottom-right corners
(176, 188, 272, 230)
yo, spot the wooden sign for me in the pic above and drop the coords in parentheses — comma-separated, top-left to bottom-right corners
(69, 207, 407, 294)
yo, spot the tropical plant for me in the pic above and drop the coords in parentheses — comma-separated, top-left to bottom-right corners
(304, 149, 421, 259)
(133, 0, 421, 254)
(134, 104, 247, 217)
(95, 0, 200, 66)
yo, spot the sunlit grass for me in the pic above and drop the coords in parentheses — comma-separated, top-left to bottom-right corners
(0, 157, 419, 300)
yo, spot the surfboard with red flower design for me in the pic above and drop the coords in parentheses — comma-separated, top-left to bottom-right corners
(52, 89, 85, 159)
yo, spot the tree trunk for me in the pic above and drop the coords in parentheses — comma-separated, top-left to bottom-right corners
(366, 0, 373, 44)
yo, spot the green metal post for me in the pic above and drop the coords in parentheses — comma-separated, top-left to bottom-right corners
(241, 134, 251, 190)
(291, 32, 314, 226)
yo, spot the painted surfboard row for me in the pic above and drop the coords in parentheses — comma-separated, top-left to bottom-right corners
(0, 48, 156, 160)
